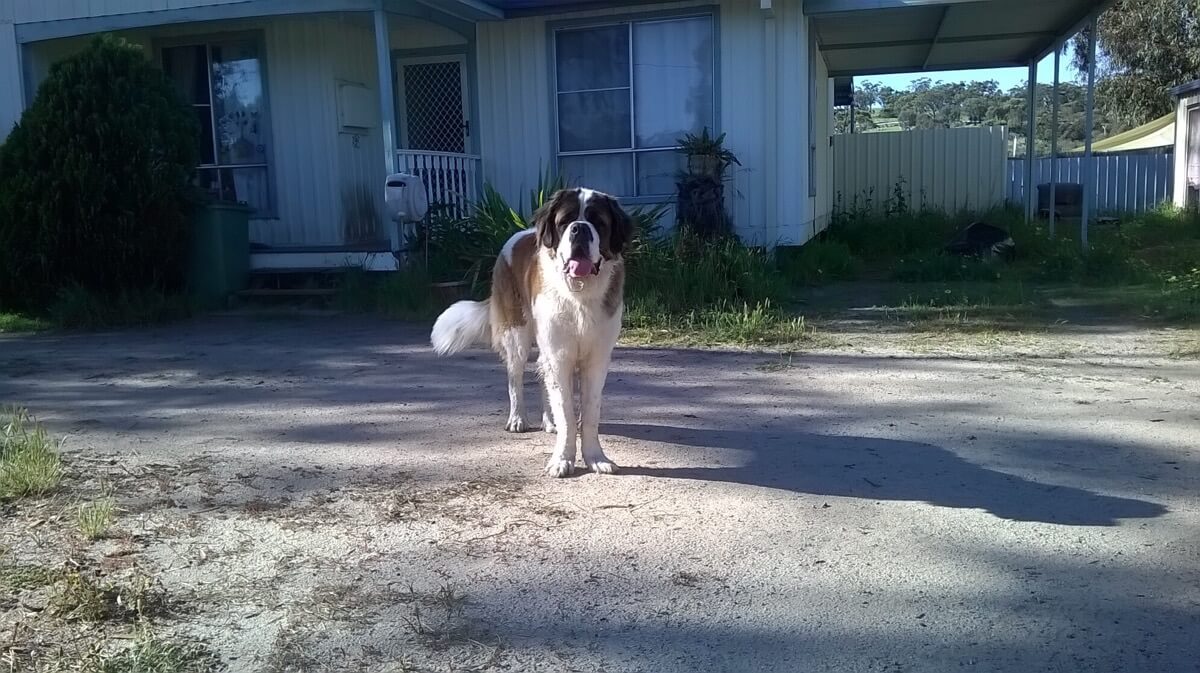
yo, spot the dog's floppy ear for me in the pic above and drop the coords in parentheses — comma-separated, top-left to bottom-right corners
(532, 189, 573, 250)
(604, 194, 634, 257)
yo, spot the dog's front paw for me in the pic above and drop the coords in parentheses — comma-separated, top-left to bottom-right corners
(587, 459, 618, 475)
(541, 412, 556, 433)
(544, 459, 574, 478)
(505, 416, 530, 433)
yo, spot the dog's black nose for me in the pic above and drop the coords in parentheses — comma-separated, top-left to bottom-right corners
(570, 222, 581, 234)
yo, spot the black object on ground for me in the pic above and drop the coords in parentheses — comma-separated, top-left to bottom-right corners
(944, 222, 1016, 260)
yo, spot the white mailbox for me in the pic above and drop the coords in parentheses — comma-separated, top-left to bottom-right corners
(384, 173, 429, 253)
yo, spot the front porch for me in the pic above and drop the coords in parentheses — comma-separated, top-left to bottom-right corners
(18, 1, 486, 270)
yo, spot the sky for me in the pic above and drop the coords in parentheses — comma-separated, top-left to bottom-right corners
(859, 53, 1083, 92)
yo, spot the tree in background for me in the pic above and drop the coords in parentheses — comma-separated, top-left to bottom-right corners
(1072, 0, 1200, 132)
(0, 35, 198, 310)
(836, 78, 1096, 155)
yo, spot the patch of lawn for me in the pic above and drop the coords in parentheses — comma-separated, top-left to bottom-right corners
(0, 408, 63, 500)
(0, 311, 49, 332)
(0, 560, 58, 591)
(49, 569, 167, 622)
(84, 628, 220, 673)
(624, 299, 820, 348)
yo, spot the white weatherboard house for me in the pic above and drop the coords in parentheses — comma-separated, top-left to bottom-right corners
(0, 0, 1109, 270)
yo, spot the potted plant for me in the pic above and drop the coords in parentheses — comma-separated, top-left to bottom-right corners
(676, 127, 741, 179)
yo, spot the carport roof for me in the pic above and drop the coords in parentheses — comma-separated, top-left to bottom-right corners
(807, 0, 1112, 77)
(452, 0, 1111, 78)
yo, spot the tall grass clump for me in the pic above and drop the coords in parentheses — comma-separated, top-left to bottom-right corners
(1, 408, 63, 500)
(333, 265, 435, 319)
(776, 239, 858, 285)
(625, 232, 787, 314)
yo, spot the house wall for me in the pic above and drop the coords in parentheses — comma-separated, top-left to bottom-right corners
(16, 12, 397, 248)
(1172, 93, 1200, 208)
(0, 21, 22, 137)
(391, 20, 466, 50)
(475, 0, 824, 246)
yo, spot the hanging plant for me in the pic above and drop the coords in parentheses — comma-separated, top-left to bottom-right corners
(676, 127, 741, 179)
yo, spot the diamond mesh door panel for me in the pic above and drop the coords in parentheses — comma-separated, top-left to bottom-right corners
(403, 61, 465, 154)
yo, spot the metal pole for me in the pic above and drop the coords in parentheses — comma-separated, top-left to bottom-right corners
(374, 9, 397, 176)
(850, 103, 857, 134)
(1050, 47, 1060, 236)
(1025, 59, 1037, 222)
(1082, 16, 1097, 249)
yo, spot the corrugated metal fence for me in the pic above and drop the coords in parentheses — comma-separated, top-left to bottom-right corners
(1006, 149, 1174, 213)
(832, 126, 1008, 213)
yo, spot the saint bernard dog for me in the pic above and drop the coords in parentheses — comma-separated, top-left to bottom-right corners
(430, 187, 632, 478)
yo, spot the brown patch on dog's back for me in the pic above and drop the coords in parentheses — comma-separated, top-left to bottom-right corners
(490, 231, 541, 331)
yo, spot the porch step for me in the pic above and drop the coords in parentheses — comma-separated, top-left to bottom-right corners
(236, 288, 337, 298)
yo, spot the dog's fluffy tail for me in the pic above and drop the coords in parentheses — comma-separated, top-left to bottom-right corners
(431, 299, 491, 356)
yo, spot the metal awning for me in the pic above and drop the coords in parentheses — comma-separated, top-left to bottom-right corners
(806, 0, 1112, 77)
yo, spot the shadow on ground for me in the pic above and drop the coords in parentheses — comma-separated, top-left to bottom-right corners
(605, 423, 1166, 526)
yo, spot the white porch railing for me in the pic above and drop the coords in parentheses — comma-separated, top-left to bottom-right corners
(395, 150, 481, 219)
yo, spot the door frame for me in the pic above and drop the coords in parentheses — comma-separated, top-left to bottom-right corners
(394, 52, 470, 154)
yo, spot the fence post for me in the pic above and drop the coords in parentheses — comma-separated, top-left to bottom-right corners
(1050, 47, 1060, 236)
(1082, 16, 1097, 249)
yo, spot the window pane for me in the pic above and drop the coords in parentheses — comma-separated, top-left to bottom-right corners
(1188, 108, 1200, 184)
(193, 107, 215, 165)
(221, 166, 271, 214)
(637, 150, 683, 196)
(556, 25, 630, 92)
(161, 45, 209, 105)
(558, 90, 631, 152)
(194, 166, 271, 215)
(560, 153, 634, 197)
(211, 40, 269, 165)
(633, 17, 714, 148)
(194, 168, 220, 201)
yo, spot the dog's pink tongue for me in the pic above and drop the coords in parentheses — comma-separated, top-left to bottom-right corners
(567, 258, 594, 278)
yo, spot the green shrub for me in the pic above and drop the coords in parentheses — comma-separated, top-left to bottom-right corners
(423, 176, 668, 297)
(892, 254, 1001, 282)
(1078, 243, 1153, 286)
(47, 285, 193, 329)
(626, 231, 787, 313)
(1161, 267, 1200, 319)
(777, 239, 858, 285)
(1120, 205, 1200, 249)
(828, 203, 958, 261)
(333, 266, 435, 319)
(1026, 237, 1082, 282)
(0, 35, 198, 311)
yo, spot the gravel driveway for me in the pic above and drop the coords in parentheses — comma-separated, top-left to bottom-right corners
(1, 315, 1197, 672)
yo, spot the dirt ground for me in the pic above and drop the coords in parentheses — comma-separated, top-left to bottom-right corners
(1, 314, 1198, 672)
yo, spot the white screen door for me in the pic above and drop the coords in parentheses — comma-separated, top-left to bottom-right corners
(396, 55, 469, 154)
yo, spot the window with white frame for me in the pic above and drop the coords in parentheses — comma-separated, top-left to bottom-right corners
(554, 14, 715, 198)
(162, 38, 274, 216)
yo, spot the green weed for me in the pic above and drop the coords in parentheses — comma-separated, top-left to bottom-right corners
(0, 408, 63, 500)
(84, 628, 219, 673)
(78, 497, 117, 540)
